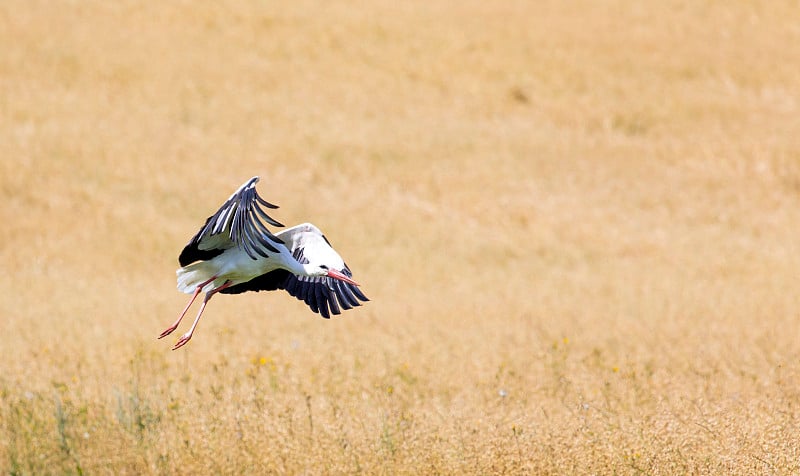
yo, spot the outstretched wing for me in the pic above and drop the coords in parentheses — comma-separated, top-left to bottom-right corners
(220, 266, 369, 319)
(179, 176, 285, 266)
(221, 269, 291, 294)
(281, 265, 369, 319)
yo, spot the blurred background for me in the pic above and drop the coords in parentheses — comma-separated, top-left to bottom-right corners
(2, 1, 800, 473)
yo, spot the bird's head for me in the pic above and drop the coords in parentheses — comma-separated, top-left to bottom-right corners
(313, 264, 360, 286)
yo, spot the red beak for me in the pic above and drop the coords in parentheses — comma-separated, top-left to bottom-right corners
(326, 269, 360, 286)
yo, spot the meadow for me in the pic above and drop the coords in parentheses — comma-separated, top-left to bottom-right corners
(2, 0, 800, 473)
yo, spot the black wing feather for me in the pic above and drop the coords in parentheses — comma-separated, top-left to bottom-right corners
(223, 270, 368, 319)
(334, 281, 356, 309)
(279, 274, 368, 318)
(302, 281, 314, 303)
(349, 284, 369, 302)
(220, 269, 290, 294)
(319, 285, 336, 316)
(314, 283, 330, 318)
(179, 177, 285, 266)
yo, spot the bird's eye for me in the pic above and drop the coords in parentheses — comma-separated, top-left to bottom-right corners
(319, 265, 328, 270)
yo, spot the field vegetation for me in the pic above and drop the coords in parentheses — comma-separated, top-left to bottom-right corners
(2, 0, 800, 473)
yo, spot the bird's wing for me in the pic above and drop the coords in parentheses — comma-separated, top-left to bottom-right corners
(280, 264, 369, 319)
(220, 269, 291, 294)
(220, 226, 369, 318)
(219, 266, 368, 319)
(179, 176, 285, 266)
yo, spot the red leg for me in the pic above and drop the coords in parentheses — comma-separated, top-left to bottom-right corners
(172, 280, 232, 350)
(159, 275, 218, 339)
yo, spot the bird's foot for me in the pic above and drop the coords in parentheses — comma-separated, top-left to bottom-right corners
(172, 333, 193, 350)
(158, 325, 179, 339)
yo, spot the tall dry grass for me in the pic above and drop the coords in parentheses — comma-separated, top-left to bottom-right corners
(2, 0, 800, 473)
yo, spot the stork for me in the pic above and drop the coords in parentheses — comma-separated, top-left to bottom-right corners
(160, 176, 368, 350)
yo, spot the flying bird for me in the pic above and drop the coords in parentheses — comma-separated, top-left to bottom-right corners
(160, 176, 368, 350)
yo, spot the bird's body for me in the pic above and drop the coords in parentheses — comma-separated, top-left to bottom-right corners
(176, 244, 274, 294)
(160, 177, 368, 350)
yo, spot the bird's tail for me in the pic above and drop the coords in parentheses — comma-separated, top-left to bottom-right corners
(176, 262, 218, 294)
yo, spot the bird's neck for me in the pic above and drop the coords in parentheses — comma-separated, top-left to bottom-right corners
(283, 258, 316, 277)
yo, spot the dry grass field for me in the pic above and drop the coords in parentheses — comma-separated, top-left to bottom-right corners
(2, 0, 800, 473)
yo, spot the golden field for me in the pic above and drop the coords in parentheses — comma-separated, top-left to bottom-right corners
(2, 0, 800, 473)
